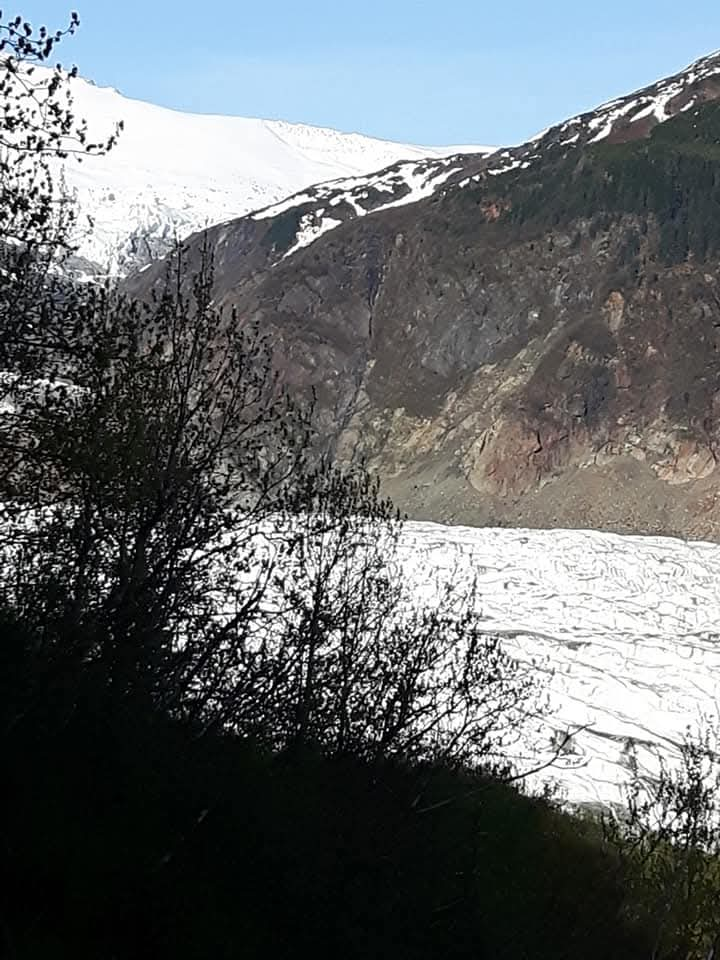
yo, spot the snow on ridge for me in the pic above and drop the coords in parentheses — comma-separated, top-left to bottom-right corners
(557, 49, 720, 148)
(400, 521, 720, 808)
(38, 68, 492, 273)
(249, 152, 492, 259)
(456, 49, 720, 193)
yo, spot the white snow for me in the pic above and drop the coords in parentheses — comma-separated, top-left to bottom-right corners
(284, 213, 344, 258)
(488, 159, 523, 176)
(44, 69, 492, 272)
(576, 52, 720, 146)
(250, 154, 492, 258)
(399, 522, 720, 809)
(587, 121, 614, 145)
(368, 161, 465, 212)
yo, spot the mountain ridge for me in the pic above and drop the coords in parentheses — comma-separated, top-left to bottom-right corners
(52, 68, 493, 274)
(124, 48, 720, 542)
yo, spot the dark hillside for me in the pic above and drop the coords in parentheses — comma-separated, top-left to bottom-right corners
(124, 60, 720, 539)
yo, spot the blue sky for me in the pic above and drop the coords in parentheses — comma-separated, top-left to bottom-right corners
(21, 1, 720, 146)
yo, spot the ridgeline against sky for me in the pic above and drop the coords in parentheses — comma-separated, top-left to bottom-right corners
(18, 0, 720, 145)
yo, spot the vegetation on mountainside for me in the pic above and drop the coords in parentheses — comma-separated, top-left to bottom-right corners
(473, 101, 720, 264)
(604, 728, 720, 960)
(263, 203, 313, 255)
(2, 12, 720, 959)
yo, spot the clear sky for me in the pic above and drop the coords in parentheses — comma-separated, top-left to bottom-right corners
(18, 1, 720, 147)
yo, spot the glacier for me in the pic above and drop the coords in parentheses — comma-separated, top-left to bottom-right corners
(399, 522, 720, 808)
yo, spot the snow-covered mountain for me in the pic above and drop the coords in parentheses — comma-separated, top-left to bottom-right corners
(52, 73, 492, 273)
(400, 522, 720, 809)
(237, 50, 720, 264)
(66, 49, 720, 274)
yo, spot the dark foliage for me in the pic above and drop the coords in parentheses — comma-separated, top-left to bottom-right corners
(473, 101, 720, 264)
(263, 204, 314, 256)
(603, 728, 720, 960)
(2, 617, 651, 960)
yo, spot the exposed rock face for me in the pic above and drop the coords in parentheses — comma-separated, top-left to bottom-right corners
(126, 51, 720, 540)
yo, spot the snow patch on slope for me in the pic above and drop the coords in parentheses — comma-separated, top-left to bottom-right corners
(400, 522, 720, 808)
(552, 50, 720, 147)
(251, 154, 489, 258)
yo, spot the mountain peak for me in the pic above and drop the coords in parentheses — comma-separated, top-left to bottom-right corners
(48, 69, 491, 274)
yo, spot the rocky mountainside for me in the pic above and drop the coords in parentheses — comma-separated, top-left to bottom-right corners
(127, 50, 720, 540)
(50, 69, 493, 274)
